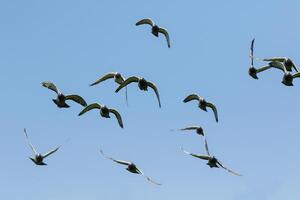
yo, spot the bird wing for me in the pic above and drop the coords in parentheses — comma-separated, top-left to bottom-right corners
(217, 160, 242, 176)
(250, 38, 255, 66)
(42, 81, 61, 95)
(292, 72, 300, 78)
(206, 102, 218, 122)
(109, 108, 124, 128)
(78, 103, 101, 116)
(180, 146, 210, 160)
(147, 81, 161, 108)
(180, 126, 199, 131)
(158, 27, 171, 48)
(262, 57, 287, 62)
(42, 146, 60, 158)
(269, 61, 287, 72)
(204, 137, 211, 156)
(135, 18, 155, 27)
(136, 167, 162, 186)
(65, 95, 87, 107)
(90, 73, 116, 86)
(255, 65, 273, 73)
(99, 149, 130, 166)
(23, 128, 38, 155)
(115, 76, 139, 93)
(183, 94, 200, 103)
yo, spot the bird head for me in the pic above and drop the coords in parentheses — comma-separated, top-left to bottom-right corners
(199, 100, 207, 111)
(152, 25, 159, 37)
(248, 66, 258, 79)
(284, 58, 293, 72)
(196, 127, 204, 136)
(138, 78, 148, 91)
(100, 106, 110, 118)
(282, 72, 294, 86)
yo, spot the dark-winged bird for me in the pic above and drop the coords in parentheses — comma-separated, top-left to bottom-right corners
(183, 94, 218, 122)
(78, 103, 123, 128)
(90, 72, 128, 105)
(99, 149, 161, 185)
(42, 81, 87, 108)
(23, 128, 60, 166)
(136, 18, 170, 48)
(179, 126, 205, 136)
(115, 76, 161, 108)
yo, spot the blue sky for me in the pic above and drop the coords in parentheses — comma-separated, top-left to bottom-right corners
(1, 0, 300, 199)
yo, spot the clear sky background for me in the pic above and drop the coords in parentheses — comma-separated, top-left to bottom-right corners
(1, 0, 300, 199)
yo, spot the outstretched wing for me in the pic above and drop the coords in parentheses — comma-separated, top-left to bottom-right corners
(42, 81, 61, 95)
(42, 146, 60, 158)
(158, 27, 170, 48)
(115, 76, 139, 93)
(269, 61, 286, 72)
(65, 95, 87, 107)
(255, 65, 273, 73)
(183, 94, 200, 103)
(136, 167, 162, 186)
(262, 57, 287, 62)
(204, 137, 211, 156)
(250, 38, 255, 66)
(206, 102, 218, 122)
(136, 18, 155, 27)
(292, 72, 300, 78)
(99, 149, 131, 166)
(109, 108, 124, 128)
(23, 128, 38, 155)
(147, 81, 161, 108)
(180, 126, 199, 131)
(217, 160, 242, 176)
(78, 103, 101, 116)
(90, 73, 116, 86)
(180, 147, 210, 160)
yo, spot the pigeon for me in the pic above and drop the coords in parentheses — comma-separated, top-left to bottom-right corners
(78, 103, 123, 128)
(178, 126, 204, 136)
(136, 18, 170, 48)
(42, 81, 87, 108)
(90, 72, 128, 105)
(248, 38, 274, 79)
(181, 140, 241, 176)
(23, 128, 60, 166)
(183, 94, 218, 122)
(99, 149, 161, 185)
(115, 76, 161, 108)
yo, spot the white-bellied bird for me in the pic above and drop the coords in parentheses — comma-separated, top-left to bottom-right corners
(23, 128, 60, 166)
(99, 149, 161, 185)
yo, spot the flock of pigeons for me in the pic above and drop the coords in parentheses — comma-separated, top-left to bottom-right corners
(22, 18, 297, 186)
